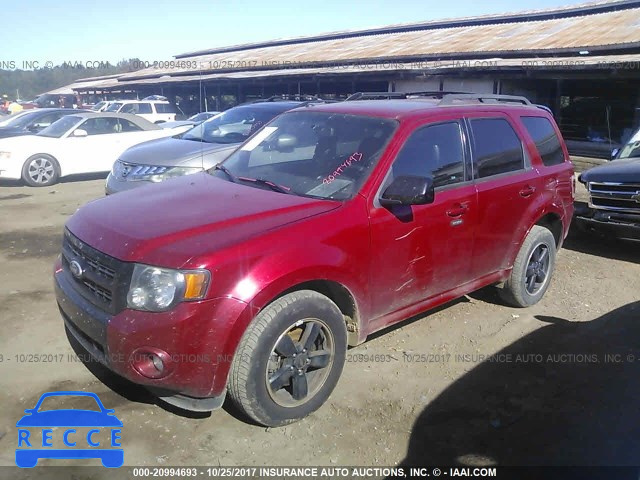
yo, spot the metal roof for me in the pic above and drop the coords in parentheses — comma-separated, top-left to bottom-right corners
(112, 1, 640, 84)
(175, 0, 638, 58)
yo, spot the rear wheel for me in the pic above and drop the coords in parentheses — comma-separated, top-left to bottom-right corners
(22, 154, 60, 187)
(228, 290, 347, 426)
(500, 225, 556, 307)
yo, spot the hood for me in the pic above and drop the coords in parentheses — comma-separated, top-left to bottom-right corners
(119, 136, 237, 168)
(0, 134, 54, 150)
(579, 158, 640, 184)
(66, 173, 340, 266)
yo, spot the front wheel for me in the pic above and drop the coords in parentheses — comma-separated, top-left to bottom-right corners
(228, 290, 347, 427)
(22, 154, 60, 186)
(500, 225, 557, 307)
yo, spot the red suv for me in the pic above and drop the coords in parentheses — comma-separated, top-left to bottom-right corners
(54, 94, 574, 426)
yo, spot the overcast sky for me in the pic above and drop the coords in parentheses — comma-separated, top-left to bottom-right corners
(4, 0, 593, 67)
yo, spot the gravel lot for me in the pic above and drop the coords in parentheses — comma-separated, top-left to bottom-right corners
(0, 174, 639, 472)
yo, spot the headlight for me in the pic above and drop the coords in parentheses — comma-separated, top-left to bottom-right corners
(115, 160, 200, 182)
(0, 151, 11, 159)
(126, 264, 210, 312)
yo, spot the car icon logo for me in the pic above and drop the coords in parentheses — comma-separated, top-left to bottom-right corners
(69, 260, 84, 279)
(15, 391, 123, 468)
(121, 165, 131, 178)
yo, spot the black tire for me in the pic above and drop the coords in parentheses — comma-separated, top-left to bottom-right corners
(228, 290, 347, 427)
(21, 154, 60, 187)
(500, 225, 557, 308)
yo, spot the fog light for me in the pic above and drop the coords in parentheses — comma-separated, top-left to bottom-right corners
(131, 348, 171, 379)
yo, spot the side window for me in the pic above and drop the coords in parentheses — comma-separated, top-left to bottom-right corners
(155, 103, 176, 114)
(79, 118, 118, 135)
(120, 103, 137, 114)
(118, 119, 142, 132)
(387, 122, 465, 188)
(521, 116, 565, 166)
(138, 103, 152, 114)
(470, 118, 524, 178)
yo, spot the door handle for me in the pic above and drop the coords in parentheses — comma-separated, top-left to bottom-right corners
(446, 203, 468, 217)
(519, 185, 536, 198)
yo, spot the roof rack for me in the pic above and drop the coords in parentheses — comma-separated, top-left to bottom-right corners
(438, 94, 532, 106)
(346, 91, 465, 101)
(248, 94, 331, 103)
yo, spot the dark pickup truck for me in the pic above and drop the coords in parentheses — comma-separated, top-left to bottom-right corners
(576, 129, 640, 240)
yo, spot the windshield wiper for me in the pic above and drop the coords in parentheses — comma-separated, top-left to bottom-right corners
(236, 176, 293, 194)
(213, 164, 237, 183)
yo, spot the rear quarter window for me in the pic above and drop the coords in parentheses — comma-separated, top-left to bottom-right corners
(521, 116, 565, 167)
(138, 103, 153, 114)
(154, 103, 176, 114)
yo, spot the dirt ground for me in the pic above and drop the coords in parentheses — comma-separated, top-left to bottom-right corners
(0, 174, 639, 474)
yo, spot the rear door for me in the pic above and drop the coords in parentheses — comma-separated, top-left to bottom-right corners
(368, 118, 478, 319)
(466, 114, 544, 279)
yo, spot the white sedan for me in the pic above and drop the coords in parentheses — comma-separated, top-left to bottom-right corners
(0, 112, 190, 186)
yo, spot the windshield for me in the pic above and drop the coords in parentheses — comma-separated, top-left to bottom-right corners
(106, 102, 123, 112)
(209, 111, 397, 200)
(189, 112, 217, 122)
(617, 130, 640, 159)
(181, 106, 286, 145)
(38, 115, 82, 138)
(92, 101, 107, 111)
(0, 110, 32, 127)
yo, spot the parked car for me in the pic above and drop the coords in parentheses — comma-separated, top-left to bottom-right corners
(91, 101, 118, 112)
(189, 111, 220, 123)
(0, 108, 91, 139)
(106, 101, 309, 194)
(27, 94, 79, 109)
(575, 126, 640, 239)
(55, 94, 574, 427)
(159, 112, 221, 129)
(105, 100, 178, 123)
(0, 112, 190, 186)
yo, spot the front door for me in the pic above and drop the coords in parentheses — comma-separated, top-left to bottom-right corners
(368, 119, 477, 321)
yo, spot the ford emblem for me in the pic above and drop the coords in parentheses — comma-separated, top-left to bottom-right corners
(69, 260, 84, 279)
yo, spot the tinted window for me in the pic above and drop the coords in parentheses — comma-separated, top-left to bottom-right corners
(521, 116, 565, 166)
(470, 118, 524, 178)
(388, 122, 465, 188)
(155, 103, 176, 114)
(119, 119, 142, 132)
(106, 102, 122, 112)
(80, 117, 119, 135)
(138, 103, 152, 114)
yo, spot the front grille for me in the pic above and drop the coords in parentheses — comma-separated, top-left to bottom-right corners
(62, 229, 132, 314)
(588, 182, 640, 214)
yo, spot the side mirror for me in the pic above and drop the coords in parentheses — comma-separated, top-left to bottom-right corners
(611, 148, 619, 159)
(380, 175, 435, 207)
(72, 129, 88, 137)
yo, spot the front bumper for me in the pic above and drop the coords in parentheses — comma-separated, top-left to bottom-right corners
(55, 257, 253, 409)
(574, 203, 640, 240)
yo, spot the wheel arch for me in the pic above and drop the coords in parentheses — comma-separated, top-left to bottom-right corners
(535, 212, 564, 248)
(277, 280, 362, 347)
